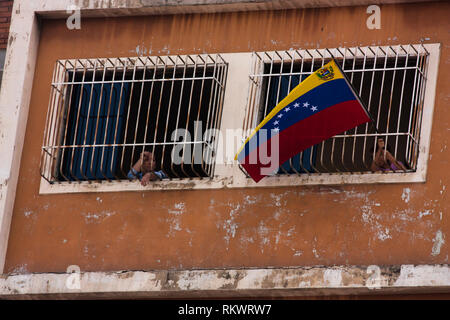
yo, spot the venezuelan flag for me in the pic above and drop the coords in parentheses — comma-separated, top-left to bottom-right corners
(235, 59, 372, 182)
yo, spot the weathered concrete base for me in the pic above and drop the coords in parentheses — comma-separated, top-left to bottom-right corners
(1, 264, 449, 299)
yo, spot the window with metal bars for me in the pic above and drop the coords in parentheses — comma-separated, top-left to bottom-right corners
(41, 55, 228, 183)
(243, 45, 429, 176)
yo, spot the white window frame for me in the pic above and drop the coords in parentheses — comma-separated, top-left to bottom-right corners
(39, 44, 440, 194)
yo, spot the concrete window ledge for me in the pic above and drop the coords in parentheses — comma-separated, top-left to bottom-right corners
(1, 264, 449, 299)
(38, 0, 435, 18)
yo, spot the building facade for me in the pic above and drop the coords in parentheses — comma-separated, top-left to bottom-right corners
(0, 0, 449, 298)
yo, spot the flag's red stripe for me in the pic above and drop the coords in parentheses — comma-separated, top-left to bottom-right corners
(240, 100, 371, 182)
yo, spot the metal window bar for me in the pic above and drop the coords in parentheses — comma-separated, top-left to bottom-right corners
(242, 45, 429, 177)
(41, 54, 228, 183)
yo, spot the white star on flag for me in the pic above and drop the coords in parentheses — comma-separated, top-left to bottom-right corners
(294, 103, 300, 108)
(303, 102, 310, 108)
(311, 106, 318, 112)
(273, 127, 280, 132)
(285, 107, 291, 112)
(273, 120, 279, 125)
(277, 114, 283, 118)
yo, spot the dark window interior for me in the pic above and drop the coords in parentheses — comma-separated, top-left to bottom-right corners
(58, 66, 220, 181)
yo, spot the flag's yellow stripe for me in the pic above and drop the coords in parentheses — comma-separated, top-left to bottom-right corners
(235, 60, 344, 160)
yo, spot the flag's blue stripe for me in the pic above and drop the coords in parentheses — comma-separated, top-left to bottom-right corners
(238, 78, 358, 162)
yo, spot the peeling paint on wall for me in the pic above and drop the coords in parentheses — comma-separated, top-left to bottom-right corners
(9, 264, 29, 275)
(166, 202, 186, 238)
(402, 188, 411, 203)
(377, 228, 392, 241)
(223, 202, 240, 248)
(243, 195, 257, 205)
(360, 201, 393, 243)
(440, 182, 446, 195)
(83, 211, 116, 224)
(432, 230, 445, 256)
(418, 210, 433, 219)
(258, 221, 270, 253)
(23, 210, 33, 217)
(293, 250, 303, 257)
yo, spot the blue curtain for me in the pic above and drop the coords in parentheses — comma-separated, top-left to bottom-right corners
(63, 83, 129, 180)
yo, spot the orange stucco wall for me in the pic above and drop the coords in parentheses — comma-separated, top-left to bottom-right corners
(5, 2, 449, 273)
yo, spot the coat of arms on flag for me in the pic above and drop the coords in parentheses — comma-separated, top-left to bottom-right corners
(235, 59, 373, 183)
(316, 65, 335, 81)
